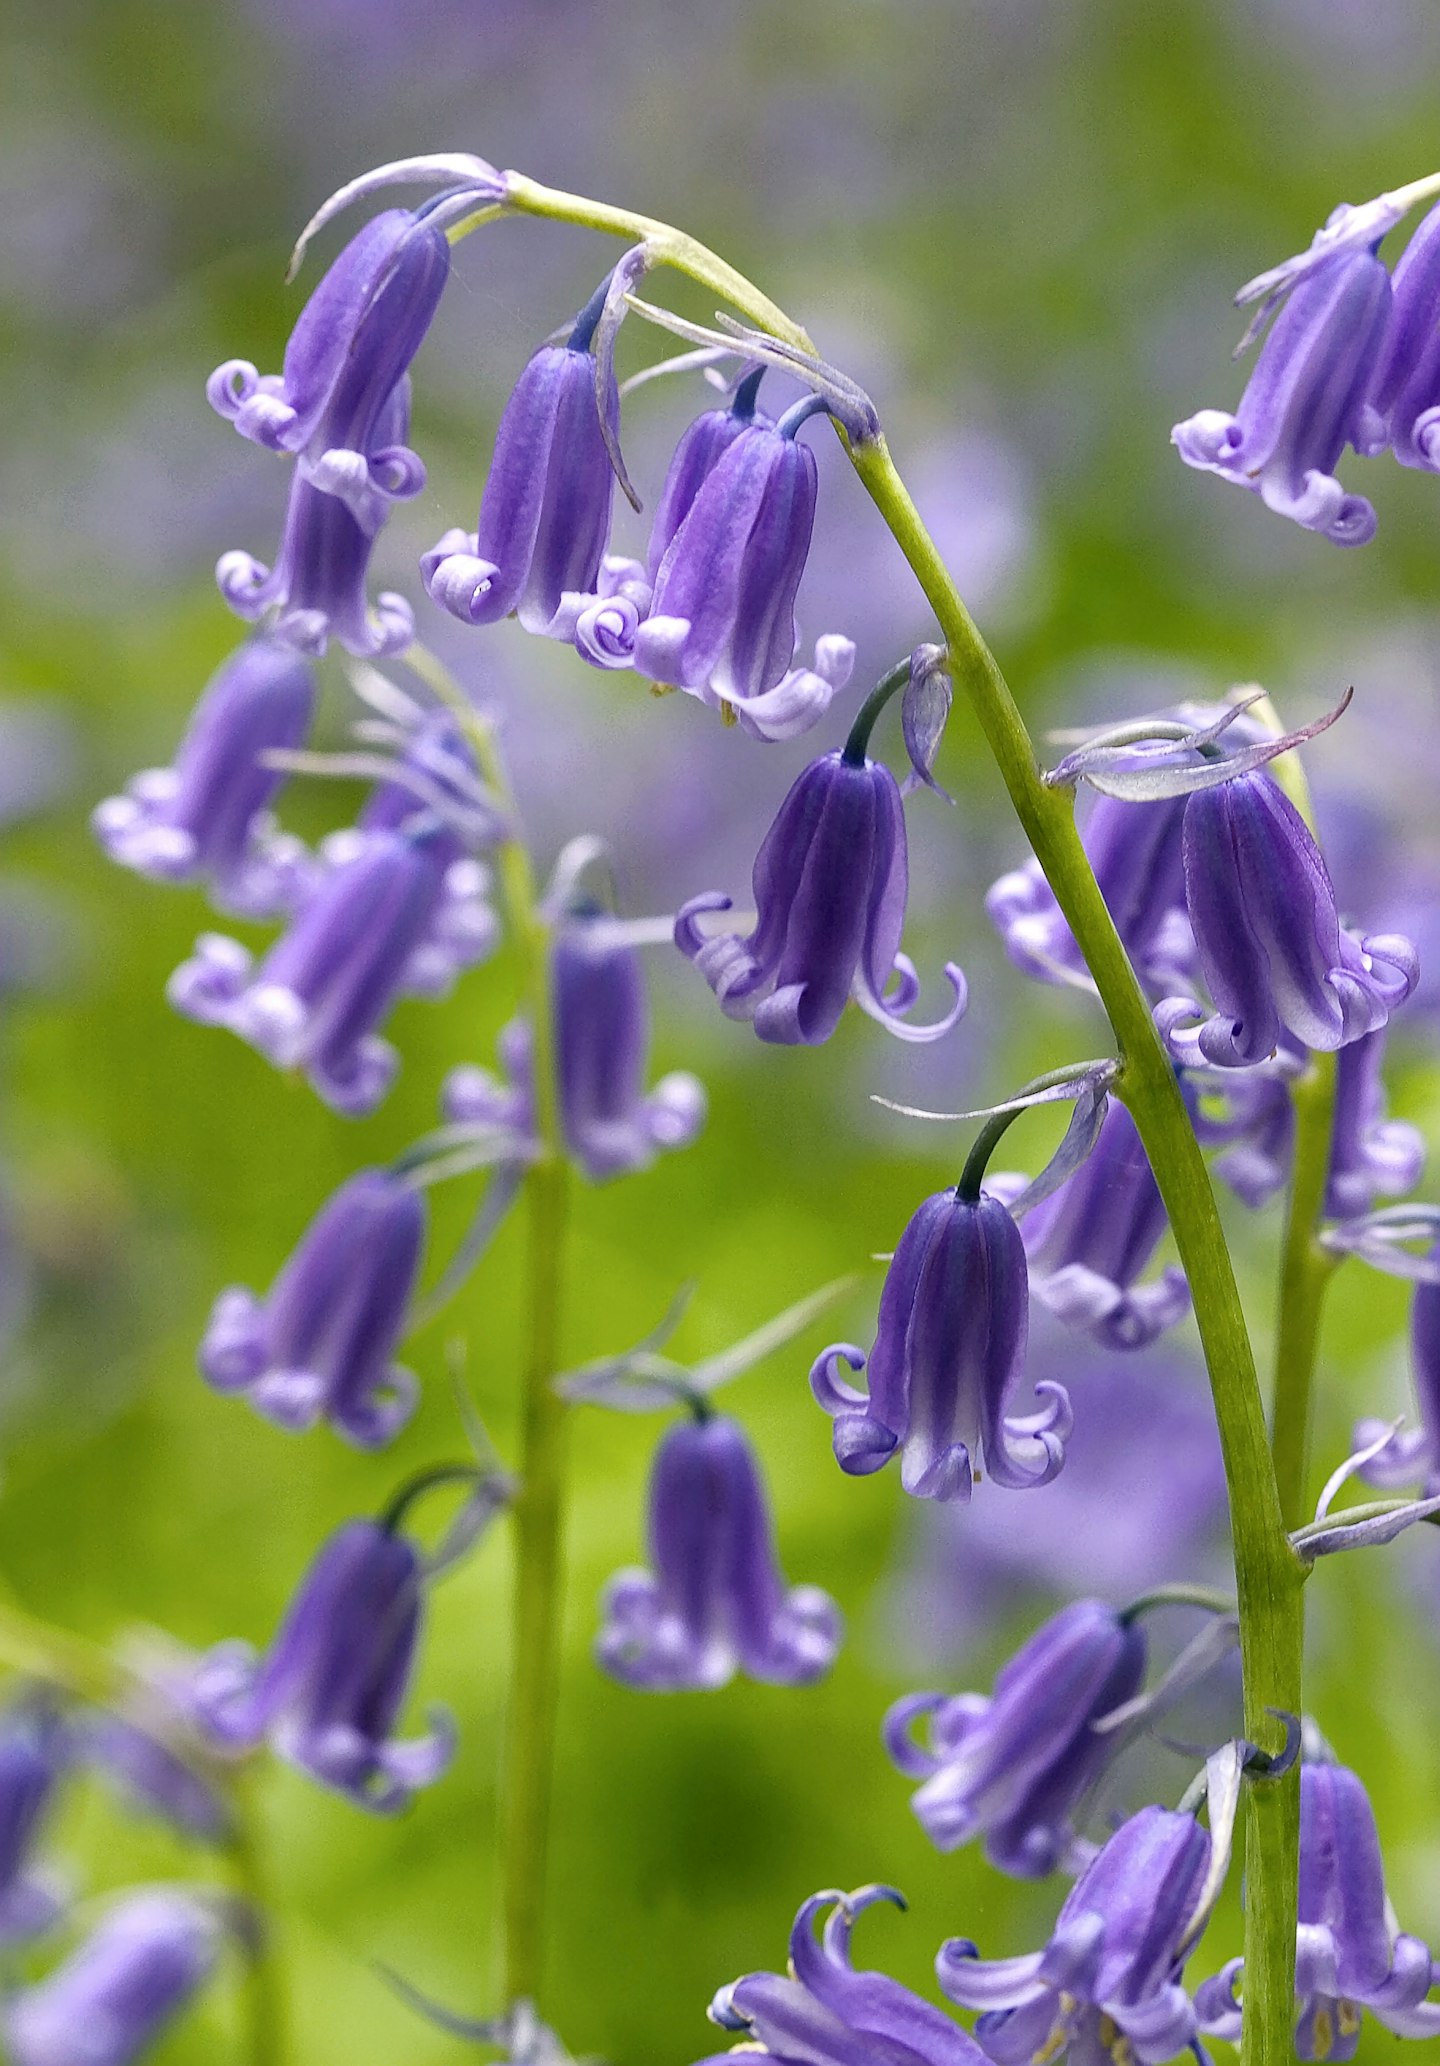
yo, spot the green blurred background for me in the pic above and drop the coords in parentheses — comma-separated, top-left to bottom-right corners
(4, 0, 1440, 2060)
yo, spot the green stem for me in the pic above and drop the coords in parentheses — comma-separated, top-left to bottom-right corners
(1271, 1052, 1341, 1530)
(406, 644, 572, 2009)
(229, 1778, 285, 2066)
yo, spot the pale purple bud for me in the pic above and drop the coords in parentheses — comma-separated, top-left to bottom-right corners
(4, 1891, 219, 2066)
(0, 1705, 68, 1947)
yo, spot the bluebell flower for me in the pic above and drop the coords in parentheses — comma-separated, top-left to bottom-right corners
(884, 1599, 1145, 1875)
(1325, 1026, 1424, 1220)
(423, 286, 619, 637)
(3, 1891, 220, 2066)
(1197, 1759, 1440, 2057)
(1166, 770, 1416, 1067)
(1355, 1247, 1440, 1498)
(200, 1168, 425, 1447)
(676, 750, 966, 1045)
(169, 823, 497, 1114)
(597, 1414, 841, 1691)
(1365, 200, 1440, 471)
(0, 1704, 68, 1947)
(82, 1711, 232, 1845)
(645, 369, 769, 576)
(1173, 250, 1391, 544)
(1020, 1100, 1190, 1350)
(1188, 1047, 1301, 1208)
(696, 1884, 985, 2066)
(92, 638, 316, 918)
(811, 1188, 1069, 1502)
(188, 1518, 453, 1812)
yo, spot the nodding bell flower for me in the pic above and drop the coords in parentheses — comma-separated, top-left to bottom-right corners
(1325, 1026, 1424, 1221)
(645, 368, 772, 579)
(199, 1168, 425, 1448)
(675, 749, 966, 1046)
(1172, 249, 1391, 545)
(810, 1188, 1069, 1502)
(423, 282, 619, 637)
(168, 823, 497, 1114)
(1365, 200, 1440, 471)
(1197, 1758, 1440, 2057)
(92, 638, 316, 918)
(3, 1891, 221, 2066)
(0, 1704, 69, 1946)
(940, 1800, 1225, 2065)
(884, 1599, 1145, 1876)
(697, 1885, 985, 2066)
(188, 1518, 454, 1812)
(1189, 1044, 1301, 1209)
(82, 1709, 232, 1846)
(597, 1414, 842, 1692)
(1355, 1246, 1440, 1498)
(1020, 1100, 1190, 1351)
(208, 206, 449, 505)
(1166, 769, 1417, 1068)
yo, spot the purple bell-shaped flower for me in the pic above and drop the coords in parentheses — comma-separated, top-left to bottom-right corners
(188, 1518, 454, 1812)
(0, 1704, 68, 1947)
(92, 638, 316, 918)
(810, 1188, 1070, 1502)
(1355, 1246, 1440, 1498)
(1365, 200, 1440, 471)
(1172, 250, 1391, 545)
(597, 1414, 842, 1692)
(1325, 1026, 1424, 1221)
(200, 1167, 425, 1447)
(676, 749, 966, 1046)
(4, 1891, 220, 2066)
(883, 1599, 1146, 1876)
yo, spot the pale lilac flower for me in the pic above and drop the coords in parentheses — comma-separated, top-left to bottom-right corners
(1188, 1048, 1300, 1209)
(0, 1705, 68, 1946)
(598, 1414, 841, 1691)
(1325, 1026, 1424, 1220)
(199, 1168, 425, 1447)
(1355, 1246, 1440, 1497)
(92, 637, 315, 917)
(884, 1600, 1145, 1876)
(4, 1891, 220, 2066)
(81, 1712, 231, 1845)
(811, 1188, 1069, 1502)
(189, 1518, 453, 1812)
(676, 750, 966, 1046)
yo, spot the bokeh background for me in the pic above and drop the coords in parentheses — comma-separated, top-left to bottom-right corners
(4, 0, 1440, 2060)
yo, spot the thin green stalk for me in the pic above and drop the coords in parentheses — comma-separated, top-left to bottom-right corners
(1271, 1053, 1341, 1530)
(407, 645, 572, 2009)
(229, 1779, 285, 2066)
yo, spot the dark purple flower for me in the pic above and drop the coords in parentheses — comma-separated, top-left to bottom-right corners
(92, 638, 316, 917)
(1197, 1760, 1440, 2057)
(199, 1168, 425, 1447)
(940, 1803, 1219, 2064)
(4, 1891, 219, 2066)
(168, 825, 496, 1114)
(422, 291, 618, 637)
(1326, 1027, 1424, 1220)
(597, 1414, 841, 1691)
(884, 1599, 1145, 1876)
(1171, 770, 1416, 1067)
(1365, 200, 1440, 470)
(552, 911, 705, 1182)
(1019, 1100, 1189, 1350)
(0, 1705, 68, 1947)
(189, 1518, 453, 1811)
(696, 1884, 985, 2066)
(810, 1189, 1069, 1502)
(645, 370, 770, 579)
(676, 750, 966, 1046)
(1356, 1247, 1440, 1497)
(1172, 250, 1391, 544)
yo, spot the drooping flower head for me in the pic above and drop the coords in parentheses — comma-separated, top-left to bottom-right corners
(884, 1599, 1146, 1876)
(0, 1703, 69, 1947)
(1172, 249, 1391, 545)
(1020, 1099, 1190, 1350)
(91, 638, 316, 917)
(423, 278, 619, 637)
(199, 1167, 425, 1447)
(4, 1890, 220, 2066)
(1197, 1757, 1440, 2058)
(676, 748, 966, 1046)
(645, 367, 770, 577)
(1325, 1026, 1424, 1221)
(811, 1188, 1069, 1501)
(697, 1884, 985, 2066)
(188, 1517, 453, 1812)
(598, 1413, 841, 1691)
(1365, 199, 1440, 471)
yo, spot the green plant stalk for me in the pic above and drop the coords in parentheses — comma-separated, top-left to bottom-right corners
(229, 1779, 285, 2066)
(406, 646, 572, 2008)
(1271, 1052, 1341, 1531)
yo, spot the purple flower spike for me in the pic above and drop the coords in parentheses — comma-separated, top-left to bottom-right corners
(1326, 1027, 1424, 1221)
(676, 750, 966, 1046)
(423, 292, 619, 637)
(1355, 1247, 1440, 1497)
(189, 1518, 454, 1812)
(0, 1705, 68, 1947)
(940, 1803, 1218, 2065)
(92, 638, 316, 918)
(169, 825, 495, 1114)
(4, 1891, 219, 2066)
(200, 1168, 424, 1448)
(1021, 1100, 1190, 1350)
(1174, 770, 1417, 1067)
(884, 1599, 1145, 1876)
(1173, 251, 1391, 545)
(597, 1414, 842, 1691)
(1198, 1760, 1440, 2057)
(810, 1189, 1069, 1502)
(553, 913, 705, 1183)
(1367, 201, 1440, 471)
(696, 1884, 985, 2066)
